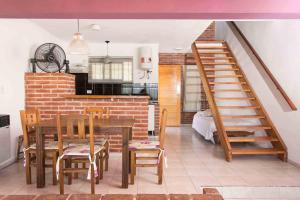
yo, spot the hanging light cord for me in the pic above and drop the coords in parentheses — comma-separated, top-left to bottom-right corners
(105, 41, 110, 56)
(77, 19, 79, 33)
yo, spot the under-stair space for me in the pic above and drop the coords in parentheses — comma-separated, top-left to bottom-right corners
(191, 40, 287, 161)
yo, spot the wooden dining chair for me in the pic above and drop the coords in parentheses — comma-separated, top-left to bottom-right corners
(20, 108, 61, 185)
(56, 113, 104, 194)
(129, 109, 168, 184)
(84, 107, 110, 171)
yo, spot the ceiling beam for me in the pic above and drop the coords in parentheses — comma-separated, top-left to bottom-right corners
(0, 0, 299, 19)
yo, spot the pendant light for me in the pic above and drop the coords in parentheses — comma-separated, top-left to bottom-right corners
(68, 19, 89, 55)
(104, 40, 112, 64)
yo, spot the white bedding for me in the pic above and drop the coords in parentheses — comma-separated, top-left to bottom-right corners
(192, 110, 261, 144)
(192, 111, 216, 143)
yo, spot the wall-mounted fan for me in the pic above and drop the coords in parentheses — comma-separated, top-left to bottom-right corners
(31, 43, 69, 73)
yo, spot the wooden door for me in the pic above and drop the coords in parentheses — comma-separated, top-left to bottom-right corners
(159, 65, 181, 126)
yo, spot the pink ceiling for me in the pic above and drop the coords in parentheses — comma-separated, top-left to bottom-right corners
(0, 0, 299, 19)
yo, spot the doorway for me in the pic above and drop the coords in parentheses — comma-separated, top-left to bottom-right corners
(158, 65, 182, 126)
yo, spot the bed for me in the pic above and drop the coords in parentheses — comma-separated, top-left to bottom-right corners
(192, 110, 216, 143)
(192, 109, 260, 144)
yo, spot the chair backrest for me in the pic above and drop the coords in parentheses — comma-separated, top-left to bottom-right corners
(84, 107, 110, 119)
(66, 114, 87, 139)
(20, 108, 40, 148)
(56, 114, 95, 156)
(159, 109, 168, 149)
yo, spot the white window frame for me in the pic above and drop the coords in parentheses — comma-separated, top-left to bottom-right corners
(183, 65, 201, 112)
(88, 57, 133, 83)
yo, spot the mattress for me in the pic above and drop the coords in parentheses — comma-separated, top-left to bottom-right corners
(192, 111, 216, 143)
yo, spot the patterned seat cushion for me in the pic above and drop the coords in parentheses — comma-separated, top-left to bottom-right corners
(63, 143, 103, 156)
(29, 141, 68, 150)
(129, 140, 160, 151)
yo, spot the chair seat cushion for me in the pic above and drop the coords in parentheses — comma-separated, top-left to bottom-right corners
(129, 140, 160, 150)
(63, 143, 103, 156)
(29, 141, 68, 150)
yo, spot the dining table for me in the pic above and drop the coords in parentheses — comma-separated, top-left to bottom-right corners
(34, 115, 135, 189)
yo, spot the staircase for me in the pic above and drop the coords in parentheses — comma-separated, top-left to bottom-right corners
(191, 40, 287, 161)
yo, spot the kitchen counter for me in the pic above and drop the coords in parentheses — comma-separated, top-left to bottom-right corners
(64, 95, 150, 99)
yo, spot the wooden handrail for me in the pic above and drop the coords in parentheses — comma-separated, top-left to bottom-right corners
(227, 21, 297, 111)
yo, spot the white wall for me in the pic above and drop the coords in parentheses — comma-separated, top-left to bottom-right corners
(0, 19, 64, 168)
(216, 21, 300, 165)
(67, 42, 159, 84)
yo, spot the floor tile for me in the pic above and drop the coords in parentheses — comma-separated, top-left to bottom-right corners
(2, 195, 36, 200)
(0, 126, 300, 199)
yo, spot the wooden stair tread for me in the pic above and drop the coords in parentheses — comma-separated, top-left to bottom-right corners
(202, 62, 236, 65)
(199, 51, 230, 54)
(224, 125, 272, 131)
(195, 40, 225, 43)
(211, 89, 251, 92)
(221, 115, 265, 119)
(207, 75, 243, 78)
(200, 57, 234, 60)
(214, 97, 255, 100)
(209, 82, 247, 85)
(231, 148, 285, 155)
(204, 68, 239, 71)
(191, 41, 287, 161)
(197, 46, 227, 49)
(227, 131, 254, 137)
(229, 136, 278, 142)
(218, 106, 260, 109)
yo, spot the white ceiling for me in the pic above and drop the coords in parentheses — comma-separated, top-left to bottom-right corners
(31, 19, 212, 52)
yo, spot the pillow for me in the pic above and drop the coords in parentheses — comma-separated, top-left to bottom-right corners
(201, 109, 212, 117)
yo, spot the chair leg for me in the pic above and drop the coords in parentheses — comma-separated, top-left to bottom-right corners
(17, 135, 23, 161)
(90, 161, 95, 194)
(99, 150, 104, 180)
(105, 142, 109, 171)
(52, 152, 57, 185)
(66, 158, 72, 185)
(158, 154, 163, 184)
(59, 159, 64, 195)
(74, 163, 79, 179)
(25, 151, 31, 184)
(130, 151, 136, 185)
(96, 154, 100, 184)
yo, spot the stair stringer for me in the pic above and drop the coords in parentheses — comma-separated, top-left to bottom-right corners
(191, 42, 232, 161)
(225, 43, 287, 161)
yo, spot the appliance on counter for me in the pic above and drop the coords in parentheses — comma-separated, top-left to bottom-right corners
(0, 115, 11, 169)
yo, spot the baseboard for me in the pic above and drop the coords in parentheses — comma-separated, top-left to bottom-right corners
(0, 156, 16, 170)
(288, 159, 300, 168)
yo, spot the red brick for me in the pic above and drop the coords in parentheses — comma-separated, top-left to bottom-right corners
(25, 73, 149, 151)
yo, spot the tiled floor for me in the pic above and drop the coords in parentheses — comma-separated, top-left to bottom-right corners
(1, 126, 300, 199)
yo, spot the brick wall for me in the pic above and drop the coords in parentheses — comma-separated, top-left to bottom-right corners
(197, 22, 215, 41)
(159, 53, 186, 65)
(25, 73, 149, 152)
(181, 112, 197, 124)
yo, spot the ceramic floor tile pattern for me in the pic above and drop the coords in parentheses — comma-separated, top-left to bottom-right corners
(0, 126, 300, 199)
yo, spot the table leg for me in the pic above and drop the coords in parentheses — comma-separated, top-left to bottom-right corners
(122, 127, 131, 188)
(36, 126, 45, 188)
